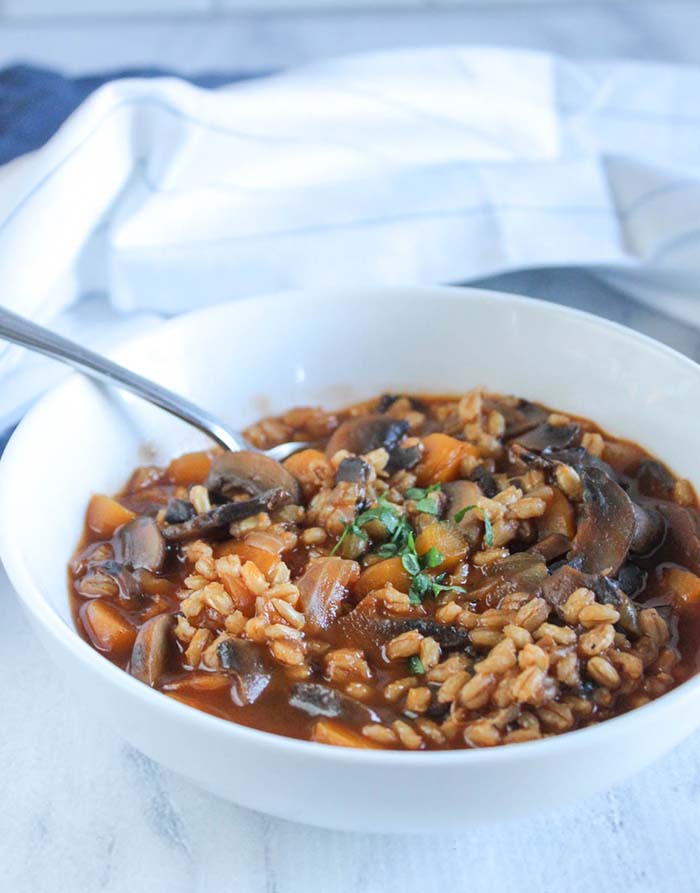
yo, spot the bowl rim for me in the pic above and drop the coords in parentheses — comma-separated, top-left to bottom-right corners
(3, 282, 700, 767)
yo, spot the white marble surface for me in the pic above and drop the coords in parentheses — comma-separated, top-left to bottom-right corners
(2, 271, 700, 891)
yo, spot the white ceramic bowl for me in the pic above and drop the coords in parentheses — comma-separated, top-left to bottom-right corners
(3, 286, 700, 832)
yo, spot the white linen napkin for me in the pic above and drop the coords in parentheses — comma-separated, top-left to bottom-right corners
(3, 45, 700, 428)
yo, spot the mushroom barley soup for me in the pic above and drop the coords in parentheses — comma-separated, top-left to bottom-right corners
(70, 392, 700, 750)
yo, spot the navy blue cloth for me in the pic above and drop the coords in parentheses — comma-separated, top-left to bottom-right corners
(0, 64, 262, 165)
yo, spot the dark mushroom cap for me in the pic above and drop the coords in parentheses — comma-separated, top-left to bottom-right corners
(218, 639, 272, 705)
(116, 517, 166, 572)
(162, 488, 291, 542)
(130, 613, 175, 686)
(497, 399, 549, 438)
(335, 456, 371, 484)
(206, 450, 301, 504)
(289, 682, 381, 723)
(569, 467, 635, 576)
(514, 422, 581, 453)
(325, 415, 409, 458)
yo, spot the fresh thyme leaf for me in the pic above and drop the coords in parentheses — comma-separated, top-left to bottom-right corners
(453, 504, 477, 524)
(405, 483, 442, 501)
(409, 572, 431, 604)
(422, 547, 444, 569)
(414, 496, 440, 515)
(431, 579, 466, 597)
(408, 655, 426, 675)
(483, 511, 494, 548)
(401, 552, 421, 576)
(376, 542, 399, 558)
(330, 520, 362, 556)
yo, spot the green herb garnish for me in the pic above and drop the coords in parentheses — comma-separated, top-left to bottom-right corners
(483, 511, 494, 548)
(408, 655, 426, 675)
(414, 496, 440, 515)
(332, 485, 465, 603)
(453, 504, 476, 524)
(401, 551, 421, 576)
(422, 547, 444, 569)
(404, 484, 442, 501)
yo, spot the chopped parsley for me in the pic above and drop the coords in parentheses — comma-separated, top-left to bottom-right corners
(453, 504, 476, 524)
(408, 655, 426, 675)
(332, 484, 465, 604)
(483, 511, 494, 548)
(404, 484, 442, 501)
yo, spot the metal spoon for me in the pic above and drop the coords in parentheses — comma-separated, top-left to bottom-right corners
(0, 306, 312, 461)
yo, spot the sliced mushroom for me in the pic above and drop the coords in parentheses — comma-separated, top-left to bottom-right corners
(335, 456, 371, 484)
(658, 503, 700, 574)
(332, 612, 471, 662)
(206, 451, 301, 503)
(569, 467, 635, 576)
(468, 466, 499, 498)
(385, 445, 422, 475)
(116, 517, 166, 572)
(164, 498, 196, 524)
(530, 533, 572, 563)
(616, 563, 647, 598)
(546, 447, 617, 479)
(218, 639, 272, 705)
(297, 556, 360, 630)
(540, 564, 640, 635)
(130, 613, 175, 686)
(92, 559, 140, 600)
(325, 415, 409, 459)
(637, 459, 675, 500)
(514, 422, 581, 453)
(162, 488, 291, 542)
(630, 502, 666, 556)
(289, 682, 380, 723)
(497, 399, 549, 438)
(444, 479, 482, 520)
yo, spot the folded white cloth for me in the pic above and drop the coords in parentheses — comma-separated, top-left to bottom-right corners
(3, 46, 700, 428)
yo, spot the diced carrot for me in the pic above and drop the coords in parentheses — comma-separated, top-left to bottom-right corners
(415, 522, 466, 572)
(354, 557, 412, 600)
(283, 449, 334, 498)
(80, 599, 136, 657)
(216, 543, 279, 577)
(414, 433, 478, 487)
(86, 494, 136, 538)
(663, 567, 700, 611)
(167, 450, 215, 486)
(537, 488, 576, 539)
(312, 719, 382, 748)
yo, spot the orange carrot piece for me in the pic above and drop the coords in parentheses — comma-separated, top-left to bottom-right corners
(415, 523, 466, 572)
(312, 719, 382, 748)
(664, 567, 700, 611)
(354, 557, 412, 600)
(167, 450, 215, 486)
(414, 433, 478, 487)
(86, 494, 136, 538)
(81, 599, 136, 657)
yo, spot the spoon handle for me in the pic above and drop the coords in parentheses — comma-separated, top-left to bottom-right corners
(0, 306, 247, 452)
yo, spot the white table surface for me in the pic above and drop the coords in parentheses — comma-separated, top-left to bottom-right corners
(2, 270, 700, 892)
